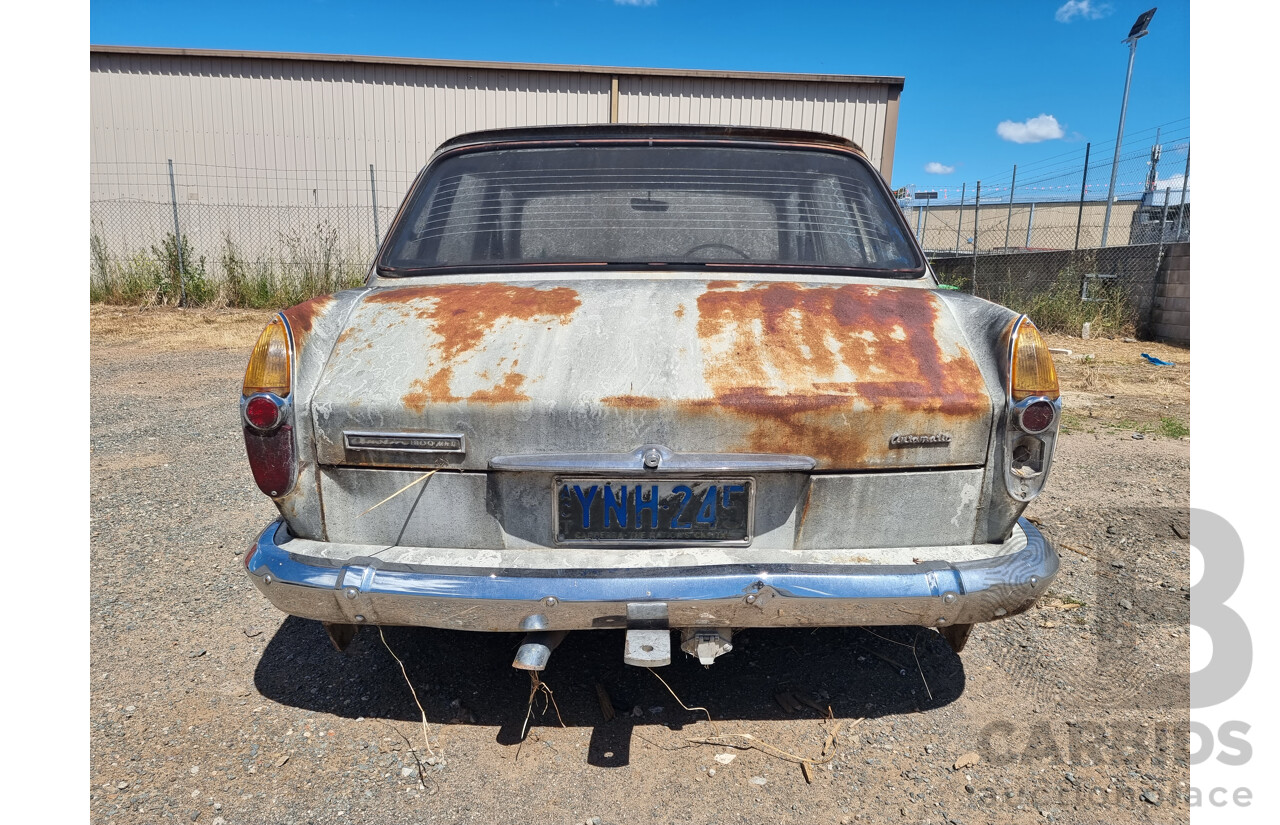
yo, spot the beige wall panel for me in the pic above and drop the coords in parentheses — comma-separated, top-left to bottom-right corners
(616, 74, 892, 177)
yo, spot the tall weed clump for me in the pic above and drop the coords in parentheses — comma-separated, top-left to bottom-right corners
(91, 222, 367, 309)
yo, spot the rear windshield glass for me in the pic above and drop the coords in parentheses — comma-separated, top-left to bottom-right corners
(380, 145, 922, 274)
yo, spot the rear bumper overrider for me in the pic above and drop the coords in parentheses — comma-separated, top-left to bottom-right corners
(245, 518, 1057, 631)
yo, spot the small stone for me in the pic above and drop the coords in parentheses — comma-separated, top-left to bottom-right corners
(1141, 790, 1160, 805)
(631, 706, 643, 718)
(965, 784, 975, 794)
(648, 706, 664, 715)
(1132, 432, 1144, 440)
(1171, 523, 1189, 539)
(749, 776, 767, 785)
(924, 744, 934, 754)
(243, 627, 262, 638)
(274, 755, 289, 767)
(124, 705, 137, 713)
(400, 766, 416, 777)
(189, 649, 207, 658)
(1106, 526, 1118, 535)
(212, 818, 226, 825)
(1118, 599, 1133, 610)
(213, 803, 222, 812)
(952, 752, 980, 770)
(189, 766, 200, 775)
(707, 768, 716, 777)
(1065, 772, 1078, 785)
(591, 818, 602, 825)
(116, 781, 129, 790)
(714, 753, 737, 765)
(190, 813, 200, 822)
(1110, 561, 1126, 569)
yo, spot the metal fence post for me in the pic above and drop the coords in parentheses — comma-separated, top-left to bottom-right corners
(1175, 151, 1190, 240)
(954, 182, 966, 253)
(921, 198, 931, 250)
(1158, 186, 1172, 243)
(369, 164, 381, 247)
(1025, 202, 1035, 249)
(1074, 143, 1091, 252)
(167, 159, 187, 307)
(971, 181, 981, 295)
(1004, 164, 1017, 250)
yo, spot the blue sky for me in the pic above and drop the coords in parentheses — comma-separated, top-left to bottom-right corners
(90, 1, 1189, 192)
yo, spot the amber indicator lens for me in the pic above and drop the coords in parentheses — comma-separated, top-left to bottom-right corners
(1020, 400, 1055, 433)
(1010, 318, 1060, 401)
(243, 316, 291, 397)
(245, 396, 282, 430)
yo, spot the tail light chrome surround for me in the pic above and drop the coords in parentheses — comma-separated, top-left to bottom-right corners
(242, 313, 298, 498)
(1002, 316, 1062, 502)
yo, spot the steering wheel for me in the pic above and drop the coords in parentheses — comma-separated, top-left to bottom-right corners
(682, 242, 750, 259)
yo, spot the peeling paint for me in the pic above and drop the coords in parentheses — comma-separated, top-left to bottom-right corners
(361, 283, 580, 409)
(282, 294, 336, 350)
(691, 281, 988, 466)
(601, 394, 662, 410)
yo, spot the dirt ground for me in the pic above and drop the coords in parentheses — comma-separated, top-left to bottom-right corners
(90, 307, 1190, 825)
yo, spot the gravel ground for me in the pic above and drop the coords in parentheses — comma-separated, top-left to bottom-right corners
(90, 311, 1190, 825)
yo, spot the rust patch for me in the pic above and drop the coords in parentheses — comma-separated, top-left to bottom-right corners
(692, 282, 987, 467)
(602, 394, 662, 410)
(706, 280, 741, 291)
(673, 304, 686, 319)
(468, 373, 529, 403)
(335, 327, 355, 345)
(403, 369, 458, 412)
(367, 283, 580, 360)
(281, 294, 335, 350)
(372, 283, 580, 410)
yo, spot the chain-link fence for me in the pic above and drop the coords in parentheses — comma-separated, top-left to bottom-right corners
(90, 160, 418, 307)
(899, 120, 1189, 336)
(90, 122, 1188, 332)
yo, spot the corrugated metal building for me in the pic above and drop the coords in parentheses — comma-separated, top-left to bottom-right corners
(89, 46, 904, 277)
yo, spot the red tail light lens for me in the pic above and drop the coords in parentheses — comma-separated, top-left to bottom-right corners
(245, 425, 295, 497)
(1019, 400, 1055, 433)
(242, 315, 296, 498)
(244, 395, 283, 430)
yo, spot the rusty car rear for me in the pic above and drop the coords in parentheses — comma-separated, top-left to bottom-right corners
(241, 125, 1060, 668)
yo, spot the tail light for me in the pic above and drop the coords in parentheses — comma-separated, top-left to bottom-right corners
(242, 315, 297, 498)
(1010, 317, 1059, 401)
(1003, 316, 1061, 501)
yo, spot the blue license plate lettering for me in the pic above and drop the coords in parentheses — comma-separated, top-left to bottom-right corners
(557, 478, 752, 543)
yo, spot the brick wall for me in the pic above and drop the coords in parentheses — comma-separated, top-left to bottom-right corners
(1150, 242, 1190, 344)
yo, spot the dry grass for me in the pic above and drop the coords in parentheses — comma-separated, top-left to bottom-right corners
(91, 305, 273, 352)
(1045, 333, 1191, 435)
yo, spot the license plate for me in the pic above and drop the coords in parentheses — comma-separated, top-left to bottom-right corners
(555, 477, 753, 545)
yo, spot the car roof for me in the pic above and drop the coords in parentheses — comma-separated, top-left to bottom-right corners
(435, 123, 866, 157)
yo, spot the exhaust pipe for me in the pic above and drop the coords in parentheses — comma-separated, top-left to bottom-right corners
(512, 630, 568, 671)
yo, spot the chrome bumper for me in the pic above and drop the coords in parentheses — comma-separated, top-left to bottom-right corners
(245, 519, 1057, 632)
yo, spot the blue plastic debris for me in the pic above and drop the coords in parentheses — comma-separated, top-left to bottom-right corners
(1141, 353, 1174, 366)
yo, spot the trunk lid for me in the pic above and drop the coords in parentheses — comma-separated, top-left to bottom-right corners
(309, 276, 993, 471)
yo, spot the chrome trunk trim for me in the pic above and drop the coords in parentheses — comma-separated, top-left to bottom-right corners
(490, 444, 816, 474)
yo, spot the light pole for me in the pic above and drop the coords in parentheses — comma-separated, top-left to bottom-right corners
(1100, 7, 1156, 248)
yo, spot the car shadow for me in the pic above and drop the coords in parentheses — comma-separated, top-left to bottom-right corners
(253, 618, 965, 767)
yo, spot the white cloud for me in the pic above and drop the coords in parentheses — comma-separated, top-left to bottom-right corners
(1055, 1, 1111, 23)
(614, 0, 658, 5)
(996, 114, 1066, 144)
(924, 162, 955, 175)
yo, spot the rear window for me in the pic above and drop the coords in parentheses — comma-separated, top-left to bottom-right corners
(380, 144, 922, 275)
